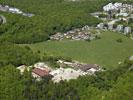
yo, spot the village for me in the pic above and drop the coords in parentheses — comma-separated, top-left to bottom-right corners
(0, 4, 34, 17)
(50, 2, 133, 41)
(50, 25, 100, 41)
(93, 2, 133, 36)
(17, 59, 102, 83)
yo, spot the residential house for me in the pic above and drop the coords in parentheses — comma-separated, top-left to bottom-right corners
(0, 5, 9, 12)
(124, 26, 132, 34)
(116, 24, 124, 32)
(108, 23, 114, 30)
(82, 25, 90, 31)
(97, 23, 104, 29)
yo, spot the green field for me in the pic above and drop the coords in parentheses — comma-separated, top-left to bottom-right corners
(25, 31, 133, 69)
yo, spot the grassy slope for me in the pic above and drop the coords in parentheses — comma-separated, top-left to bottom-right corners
(24, 31, 133, 69)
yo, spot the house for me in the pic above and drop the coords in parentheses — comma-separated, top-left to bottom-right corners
(97, 23, 104, 29)
(0, 5, 9, 12)
(32, 68, 49, 80)
(103, 3, 121, 12)
(82, 25, 90, 31)
(103, 3, 115, 12)
(116, 24, 124, 32)
(116, 12, 128, 17)
(108, 23, 114, 30)
(124, 27, 132, 34)
(0, 4, 34, 17)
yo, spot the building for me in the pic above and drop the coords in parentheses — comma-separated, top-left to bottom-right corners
(0, 5, 9, 12)
(78, 64, 99, 72)
(116, 24, 124, 32)
(0, 4, 34, 17)
(124, 27, 132, 34)
(82, 25, 90, 31)
(97, 23, 104, 29)
(32, 68, 49, 80)
(108, 23, 114, 30)
(103, 2, 122, 12)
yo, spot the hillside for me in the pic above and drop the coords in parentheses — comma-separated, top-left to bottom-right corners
(0, 0, 107, 43)
(24, 31, 133, 69)
(0, 0, 133, 100)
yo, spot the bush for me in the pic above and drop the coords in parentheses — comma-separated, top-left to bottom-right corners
(95, 35, 101, 39)
(116, 38, 123, 43)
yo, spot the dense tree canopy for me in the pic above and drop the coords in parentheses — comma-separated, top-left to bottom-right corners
(0, 43, 40, 66)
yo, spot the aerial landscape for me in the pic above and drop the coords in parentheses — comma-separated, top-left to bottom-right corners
(0, 0, 133, 100)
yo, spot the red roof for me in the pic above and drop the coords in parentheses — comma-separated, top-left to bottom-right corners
(32, 68, 49, 77)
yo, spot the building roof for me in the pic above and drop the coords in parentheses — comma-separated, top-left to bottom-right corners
(79, 64, 99, 72)
(32, 68, 49, 77)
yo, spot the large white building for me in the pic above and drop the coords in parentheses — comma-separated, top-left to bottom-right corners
(103, 2, 122, 12)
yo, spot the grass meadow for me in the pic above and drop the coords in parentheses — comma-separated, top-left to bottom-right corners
(24, 31, 133, 69)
